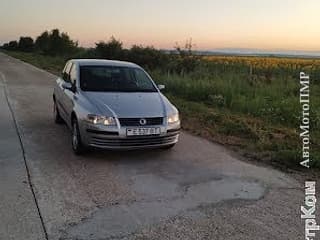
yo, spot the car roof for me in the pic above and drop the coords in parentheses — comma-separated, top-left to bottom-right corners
(70, 59, 141, 68)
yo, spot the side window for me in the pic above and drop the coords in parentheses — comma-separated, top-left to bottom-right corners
(70, 64, 77, 85)
(63, 62, 72, 82)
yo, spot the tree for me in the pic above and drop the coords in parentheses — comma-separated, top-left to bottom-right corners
(95, 36, 123, 59)
(127, 45, 168, 70)
(35, 31, 50, 53)
(18, 37, 34, 52)
(35, 29, 78, 56)
(1, 43, 9, 49)
(8, 41, 18, 50)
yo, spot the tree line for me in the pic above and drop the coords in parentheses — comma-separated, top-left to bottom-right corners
(1, 29, 198, 73)
(1, 29, 78, 55)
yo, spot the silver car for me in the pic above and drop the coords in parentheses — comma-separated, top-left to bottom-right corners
(53, 59, 180, 154)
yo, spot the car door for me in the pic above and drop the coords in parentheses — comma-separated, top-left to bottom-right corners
(63, 63, 77, 127)
(57, 62, 72, 121)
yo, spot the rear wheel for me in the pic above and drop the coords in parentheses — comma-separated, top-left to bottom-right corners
(53, 100, 64, 124)
(72, 119, 86, 155)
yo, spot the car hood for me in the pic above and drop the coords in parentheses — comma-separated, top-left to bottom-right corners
(82, 91, 169, 118)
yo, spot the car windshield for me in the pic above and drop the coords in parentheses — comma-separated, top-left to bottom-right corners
(80, 65, 157, 92)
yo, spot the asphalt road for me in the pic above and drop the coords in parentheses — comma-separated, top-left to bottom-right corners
(0, 52, 305, 240)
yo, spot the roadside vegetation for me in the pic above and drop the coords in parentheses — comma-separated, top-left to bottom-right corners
(1, 29, 319, 169)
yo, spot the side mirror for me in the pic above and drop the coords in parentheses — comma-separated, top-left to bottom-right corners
(158, 84, 165, 90)
(62, 81, 73, 91)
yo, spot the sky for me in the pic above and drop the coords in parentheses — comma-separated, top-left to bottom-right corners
(1, 0, 320, 51)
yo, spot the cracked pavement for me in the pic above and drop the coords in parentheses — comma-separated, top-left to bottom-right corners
(0, 52, 308, 240)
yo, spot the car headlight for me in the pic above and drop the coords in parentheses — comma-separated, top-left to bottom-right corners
(167, 113, 180, 124)
(86, 114, 116, 126)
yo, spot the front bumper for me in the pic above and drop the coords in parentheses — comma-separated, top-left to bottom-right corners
(80, 122, 180, 150)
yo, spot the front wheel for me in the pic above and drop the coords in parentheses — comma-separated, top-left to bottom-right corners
(72, 119, 86, 155)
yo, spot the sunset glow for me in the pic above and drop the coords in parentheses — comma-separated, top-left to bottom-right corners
(1, 0, 320, 50)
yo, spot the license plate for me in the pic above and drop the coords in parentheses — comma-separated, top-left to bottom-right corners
(126, 127, 160, 136)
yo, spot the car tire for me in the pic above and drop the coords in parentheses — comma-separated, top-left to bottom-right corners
(53, 100, 64, 124)
(72, 119, 86, 155)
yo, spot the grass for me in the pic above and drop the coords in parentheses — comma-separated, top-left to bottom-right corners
(3, 50, 320, 169)
(3, 50, 66, 75)
(167, 95, 304, 169)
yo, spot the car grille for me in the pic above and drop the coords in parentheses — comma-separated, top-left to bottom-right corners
(118, 117, 163, 126)
(90, 134, 178, 147)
